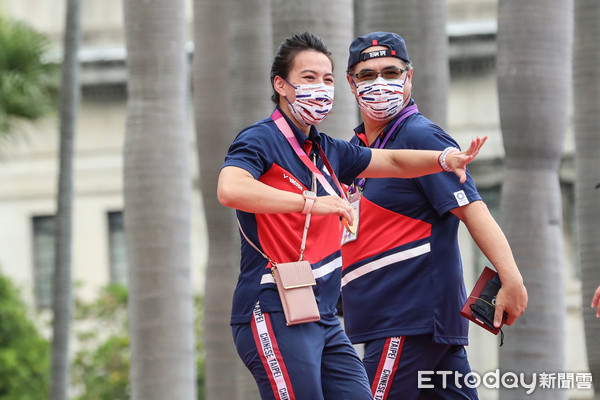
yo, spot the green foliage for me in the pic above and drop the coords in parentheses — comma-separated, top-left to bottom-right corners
(0, 15, 58, 135)
(194, 295, 206, 399)
(72, 284, 206, 400)
(0, 272, 50, 399)
(72, 284, 130, 400)
(72, 334, 130, 400)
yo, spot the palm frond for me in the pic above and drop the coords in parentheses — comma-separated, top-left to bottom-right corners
(0, 16, 59, 138)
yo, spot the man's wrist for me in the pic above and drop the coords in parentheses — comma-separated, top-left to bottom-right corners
(438, 147, 459, 172)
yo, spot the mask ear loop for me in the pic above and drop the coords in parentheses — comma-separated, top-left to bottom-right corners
(284, 96, 294, 107)
(283, 78, 298, 90)
(282, 78, 298, 107)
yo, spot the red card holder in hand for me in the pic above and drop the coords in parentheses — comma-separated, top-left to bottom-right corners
(272, 260, 320, 326)
(461, 266, 504, 335)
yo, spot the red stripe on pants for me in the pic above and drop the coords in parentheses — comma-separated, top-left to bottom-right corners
(251, 304, 296, 400)
(371, 336, 405, 400)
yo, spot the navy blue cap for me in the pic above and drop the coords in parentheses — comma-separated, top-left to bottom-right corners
(347, 32, 410, 70)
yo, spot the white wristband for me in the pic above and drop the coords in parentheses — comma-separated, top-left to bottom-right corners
(439, 147, 459, 173)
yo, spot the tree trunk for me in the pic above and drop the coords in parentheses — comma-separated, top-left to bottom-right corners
(193, 0, 259, 398)
(49, 0, 81, 399)
(573, 1, 600, 398)
(365, 0, 449, 128)
(231, 0, 272, 135)
(272, 0, 356, 139)
(123, 0, 196, 398)
(496, 1, 572, 399)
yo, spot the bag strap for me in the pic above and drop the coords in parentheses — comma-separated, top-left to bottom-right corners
(237, 212, 311, 265)
(271, 109, 347, 201)
(298, 158, 317, 260)
(237, 166, 314, 264)
(237, 218, 274, 265)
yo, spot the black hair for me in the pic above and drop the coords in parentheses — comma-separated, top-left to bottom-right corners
(270, 32, 334, 105)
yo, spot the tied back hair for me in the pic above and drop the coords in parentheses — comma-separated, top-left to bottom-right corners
(270, 32, 334, 105)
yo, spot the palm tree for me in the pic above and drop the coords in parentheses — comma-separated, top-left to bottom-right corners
(364, 0, 449, 128)
(122, 0, 196, 398)
(192, 0, 260, 398)
(0, 15, 57, 139)
(573, 1, 600, 398)
(496, 1, 572, 399)
(231, 0, 272, 134)
(49, 1, 81, 399)
(194, 1, 271, 398)
(272, 0, 356, 139)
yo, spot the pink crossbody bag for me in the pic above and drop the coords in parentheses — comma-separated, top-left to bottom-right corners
(238, 216, 320, 326)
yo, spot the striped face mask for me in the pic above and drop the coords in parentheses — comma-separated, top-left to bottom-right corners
(285, 81, 335, 126)
(355, 76, 407, 121)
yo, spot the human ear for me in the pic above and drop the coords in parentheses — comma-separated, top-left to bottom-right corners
(273, 76, 287, 98)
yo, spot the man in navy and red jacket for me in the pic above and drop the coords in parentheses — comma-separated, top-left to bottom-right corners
(340, 31, 528, 400)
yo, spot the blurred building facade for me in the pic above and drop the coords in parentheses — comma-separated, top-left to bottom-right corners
(0, 1, 588, 399)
